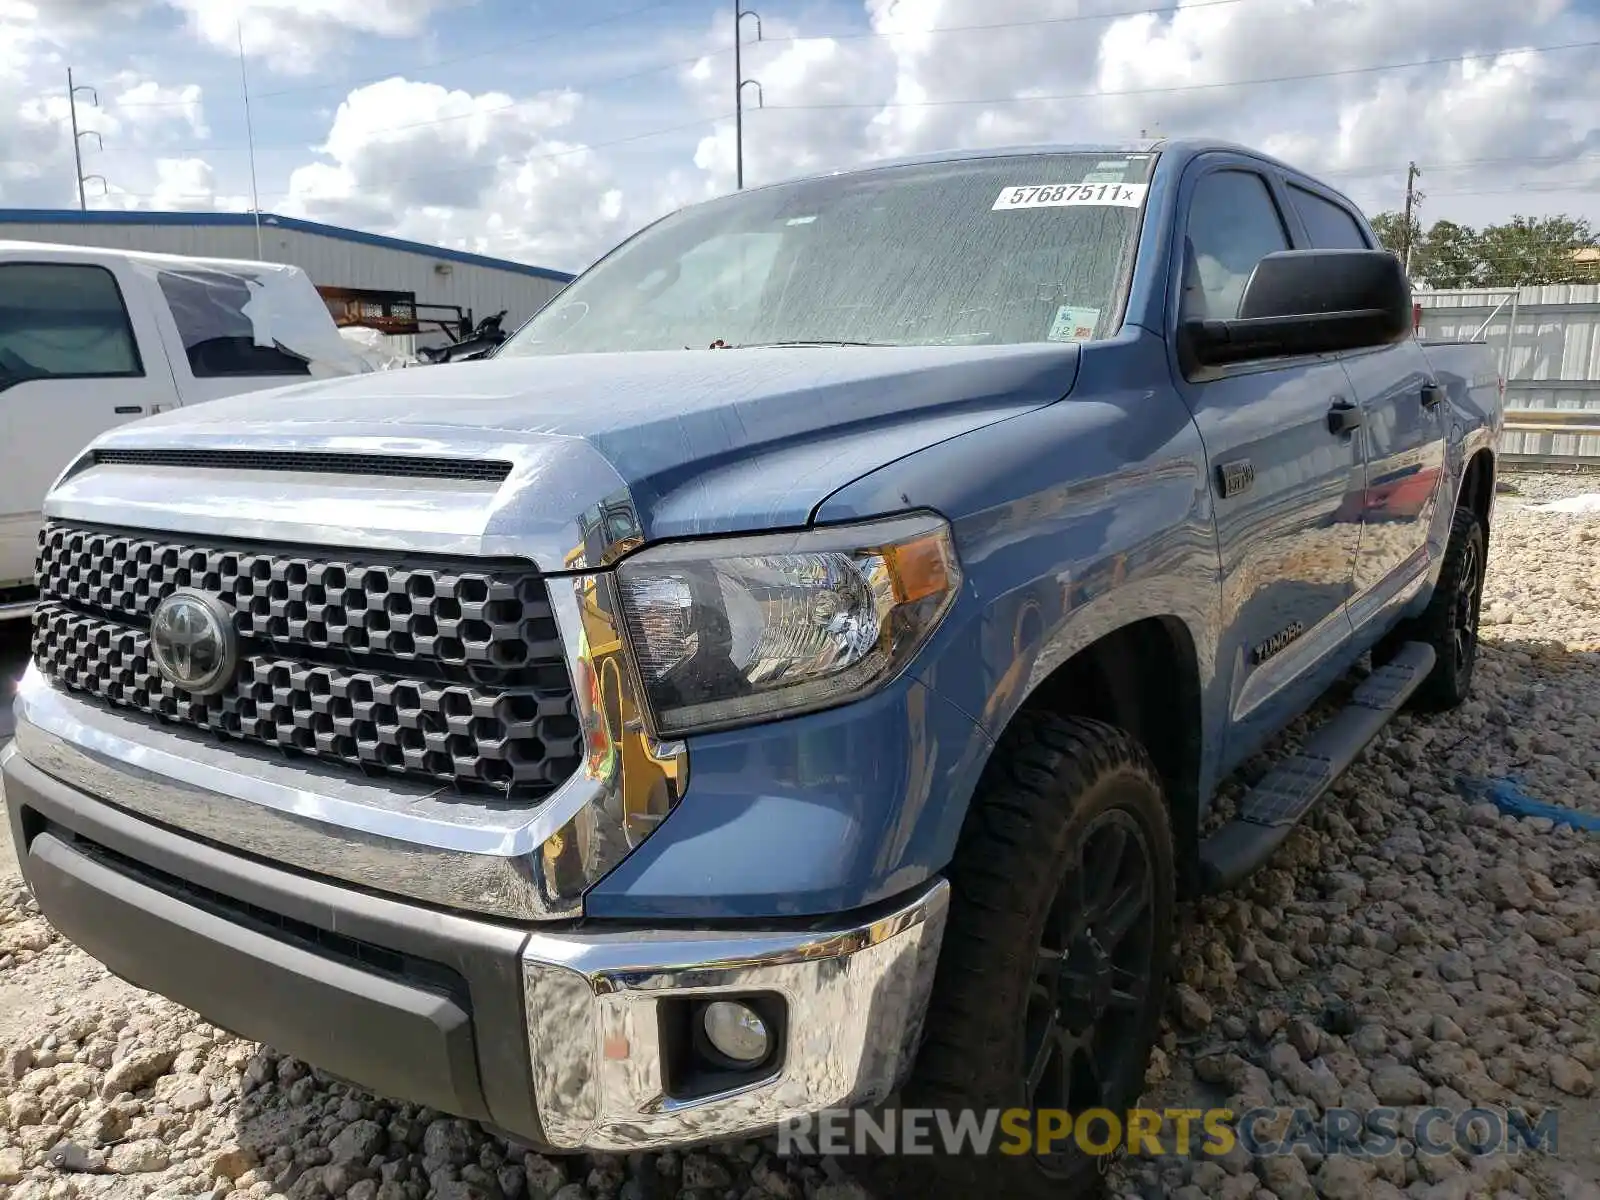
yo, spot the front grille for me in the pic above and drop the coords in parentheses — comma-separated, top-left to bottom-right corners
(32, 523, 583, 800)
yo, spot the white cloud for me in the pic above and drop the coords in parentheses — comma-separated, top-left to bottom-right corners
(164, 0, 454, 75)
(281, 77, 632, 271)
(97, 157, 248, 210)
(0, 0, 216, 209)
(665, 0, 1600, 233)
(682, 23, 889, 197)
(112, 80, 209, 138)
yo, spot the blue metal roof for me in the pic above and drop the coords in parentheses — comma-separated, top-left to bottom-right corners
(0, 208, 575, 283)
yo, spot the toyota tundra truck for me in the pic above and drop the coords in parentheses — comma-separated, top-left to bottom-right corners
(1, 139, 1501, 1195)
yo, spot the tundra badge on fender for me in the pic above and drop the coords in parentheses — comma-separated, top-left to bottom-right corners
(1252, 620, 1307, 664)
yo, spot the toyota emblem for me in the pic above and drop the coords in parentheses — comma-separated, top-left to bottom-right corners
(149, 588, 236, 696)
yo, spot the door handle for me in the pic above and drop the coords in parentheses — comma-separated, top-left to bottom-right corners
(1421, 382, 1445, 409)
(113, 405, 145, 414)
(1327, 399, 1363, 435)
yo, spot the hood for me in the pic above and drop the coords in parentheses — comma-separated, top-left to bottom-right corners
(52, 345, 1081, 571)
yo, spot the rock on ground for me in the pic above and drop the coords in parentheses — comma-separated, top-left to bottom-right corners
(0, 472, 1598, 1198)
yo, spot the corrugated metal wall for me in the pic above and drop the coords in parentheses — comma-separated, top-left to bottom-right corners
(1416, 285, 1600, 464)
(0, 220, 568, 346)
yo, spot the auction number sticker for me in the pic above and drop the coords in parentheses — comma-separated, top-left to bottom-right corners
(992, 182, 1148, 210)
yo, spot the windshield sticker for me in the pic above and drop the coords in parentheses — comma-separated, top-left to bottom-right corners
(993, 183, 1148, 211)
(1095, 159, 1129, 170)
(1082, 170, 1125, 184)
(1047, 305, 1101, 343)
(786, 215, 817, 225)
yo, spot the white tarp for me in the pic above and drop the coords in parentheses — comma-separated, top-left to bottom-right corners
(1531, 493, 1600, 514)
(124, 251, 373, 379)
(338, 325, 419, 371)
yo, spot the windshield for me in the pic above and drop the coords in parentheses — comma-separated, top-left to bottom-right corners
(499, 151, 1155, 356)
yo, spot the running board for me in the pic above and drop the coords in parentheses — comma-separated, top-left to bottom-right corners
(1198, 641, 1436, 892)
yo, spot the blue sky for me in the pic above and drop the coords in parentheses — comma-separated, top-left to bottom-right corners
(7, 0, 1600, 272)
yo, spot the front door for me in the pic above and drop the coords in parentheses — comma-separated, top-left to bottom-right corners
(1168, 160, 1367, 769)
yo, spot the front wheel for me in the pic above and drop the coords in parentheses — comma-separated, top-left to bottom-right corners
(891, 713, 1175, 1197)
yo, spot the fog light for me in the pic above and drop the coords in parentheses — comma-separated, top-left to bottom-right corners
(701, 1000, 771, 1063)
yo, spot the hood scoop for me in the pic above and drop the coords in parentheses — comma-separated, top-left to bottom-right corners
(90, 447, 512, 484)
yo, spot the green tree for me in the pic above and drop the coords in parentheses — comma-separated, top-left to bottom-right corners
(1368, 210, 1421, 260)
(1473, 215, 1599, 288)
(1415, 219, 1482, 289)
(1367, 211, 1599, 289)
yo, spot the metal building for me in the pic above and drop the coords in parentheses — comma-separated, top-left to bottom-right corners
(1416, 285, 1600, 467)
(0, 209, 574, 351)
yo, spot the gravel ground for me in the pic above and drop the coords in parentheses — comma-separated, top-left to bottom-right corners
(1, 473, 1598, 1200)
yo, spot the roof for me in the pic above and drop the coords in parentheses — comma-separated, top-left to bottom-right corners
(0, 237, 309, 277)
(0, 209, 575, 283)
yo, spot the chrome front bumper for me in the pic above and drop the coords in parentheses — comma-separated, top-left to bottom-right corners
(4, 741, 948, 1150)
(522, 879, 950, 1150)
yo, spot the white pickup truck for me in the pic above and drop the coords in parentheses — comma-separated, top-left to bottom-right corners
(0, 241, 371, 620)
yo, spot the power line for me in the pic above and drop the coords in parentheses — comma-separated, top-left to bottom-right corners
(763, 37, 1600, 112)
(60, 51, 717, 159)
(77, 112, 730, 201)
(1419, 181, 1600, 199)
(110, 0, 682, 108)
(759, 0, 1255, 45)
(54, 10, 1600, 192)
(260, 0, 684, 101)
(105, 0, 1254, 111)
(34, 23, 1600, 215)
(29, 139, 1600, 189)
(45, 135, 1600, 210)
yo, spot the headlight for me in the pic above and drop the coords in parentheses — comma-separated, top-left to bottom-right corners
(614, 512, 961, 737)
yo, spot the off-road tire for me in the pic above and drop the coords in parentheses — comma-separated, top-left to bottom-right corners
(1376, 505, 1486, 713)
(879, 712, 1175, 1198)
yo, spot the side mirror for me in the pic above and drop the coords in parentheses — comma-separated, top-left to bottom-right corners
(1184, 249, 1412, 368)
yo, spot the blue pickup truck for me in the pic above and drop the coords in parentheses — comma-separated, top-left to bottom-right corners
(3, 139, 1500, 1194)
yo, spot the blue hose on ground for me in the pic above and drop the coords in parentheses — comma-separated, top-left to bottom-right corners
(1457, 773, 1600, 834)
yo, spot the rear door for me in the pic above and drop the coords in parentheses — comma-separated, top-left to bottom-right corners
(1282, 179, 1448, 635)
(0, 254, 176, 588)
(1167, 157, 1366, 765)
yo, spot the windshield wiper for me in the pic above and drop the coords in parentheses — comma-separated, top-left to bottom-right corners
(717, 339, 892, 349)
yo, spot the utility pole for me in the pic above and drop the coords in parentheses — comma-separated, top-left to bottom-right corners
(1401, 161, 1424, 277)
(733, 1, 762, 189)
(67, 68, 101, 211)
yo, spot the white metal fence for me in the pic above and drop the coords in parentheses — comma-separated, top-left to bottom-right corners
(1415, 284, 1600, 468)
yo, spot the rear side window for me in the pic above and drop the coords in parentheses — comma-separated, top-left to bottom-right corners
(1288, 184, 1370, 250)
(157, 269, 312, 378)
(0, 262, 144, 387)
